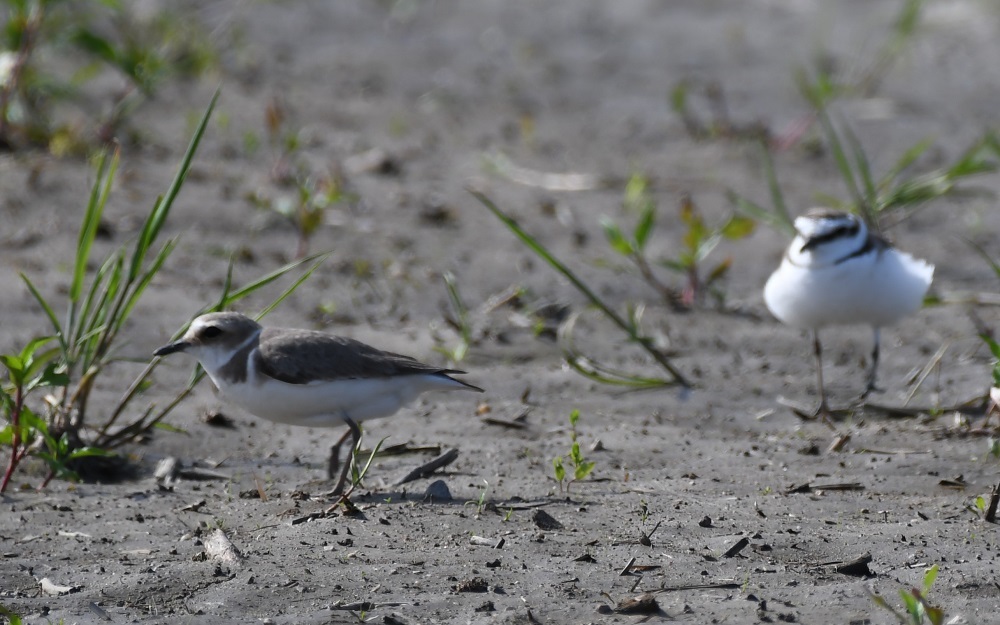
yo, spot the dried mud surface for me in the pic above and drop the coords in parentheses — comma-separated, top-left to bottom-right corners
(3, 2, 1000, 623)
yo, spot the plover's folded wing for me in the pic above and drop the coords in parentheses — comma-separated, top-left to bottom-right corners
(256, 328, 456, 384)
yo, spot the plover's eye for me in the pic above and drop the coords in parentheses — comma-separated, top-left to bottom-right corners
(201, 326, 223, 339)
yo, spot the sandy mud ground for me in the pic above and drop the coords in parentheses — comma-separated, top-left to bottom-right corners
(3, 1, 1000, 623)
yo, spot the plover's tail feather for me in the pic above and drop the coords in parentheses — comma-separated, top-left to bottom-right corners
(434, 369, 485, 393)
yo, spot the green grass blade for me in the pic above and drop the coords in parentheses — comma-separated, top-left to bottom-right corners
(129, 88, 219, 282)
(214, 254, 238, 311)
(442, 271, 471, 344)
(633, 202, 656, 251)
(966, 238, 1000, 281)
(886, 136, 935, 183)
(726, 190, 794, 236)
(221, 251, 329, 310)
(71, 149, 117, 303)
(817, 110, 865, 216)
(842, 123, 877, 224)
(80, 254, 124, 367)
(20, 273, 66, 351)
(254, 254, 329, 320)
(73, 251, 118, 348)
(758, 140, 795, 234)
(119, 239, 178, 324)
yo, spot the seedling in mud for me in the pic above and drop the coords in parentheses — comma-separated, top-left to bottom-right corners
(465, 480, 489, 516)
(434, 271, 473, 364)
(249, 168, 350, 259)
(248, 99, 356, 258)
(868, 564, 945, 625)
(604, 183, 754, 309)
(636, 499, 650, 524)
(552, 409, 595, 492)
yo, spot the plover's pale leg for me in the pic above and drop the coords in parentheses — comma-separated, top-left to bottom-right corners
(862, 327, 882, 399)
(332, 418, 362, 496)
(812, 330, 834, 426)
(326, 426, 354, 481)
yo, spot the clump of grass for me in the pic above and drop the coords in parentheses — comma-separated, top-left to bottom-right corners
(603, 177, 754, 309)
(727, 0, 996, 235)
(868, 564, 945, 625)
(730, 92, 1000, 239)
(473, 190, 690, 390)
(552, 409, 595, 493)
(0, 92, 325, 492)
(0, 0, 217, 152)
(246, 99, 355, 258)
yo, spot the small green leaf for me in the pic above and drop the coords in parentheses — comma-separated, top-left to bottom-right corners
(152, 422, 189, 435)
(72, 29, 120, 65)
(569, 408, 580, 429)
(552, 456, 565, 482)
(601, 219, 634, 256)
(899, 589, 920, 617)
(705, 258, 732, 286)
(574, 460, 595, 482)
(0, 355, 25, 381)
(624, 173, 649, 211)
(924, 604, 945, 625)
(633, 203, 656, 251)
(922, 564, 939, 595)
(669, 83, 688, 115)
(0, 602, 23, 625)
(26, 363, 70, 393)
(979, 334, 1000, 361)
(720, 215, 756, 240)
(66, 446, 112, 461)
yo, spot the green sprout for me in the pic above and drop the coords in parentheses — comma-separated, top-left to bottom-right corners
(552, 409, 596, 492)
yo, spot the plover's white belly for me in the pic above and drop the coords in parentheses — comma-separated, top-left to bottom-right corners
(764, 249, 933, 329)
(211, 373, 467, 427)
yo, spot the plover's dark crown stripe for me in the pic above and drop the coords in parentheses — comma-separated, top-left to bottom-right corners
(833, 231, 889, 265)
(798, 219, 861, 253)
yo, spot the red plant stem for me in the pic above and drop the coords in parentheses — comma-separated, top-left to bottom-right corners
(1, 385, 26, 493)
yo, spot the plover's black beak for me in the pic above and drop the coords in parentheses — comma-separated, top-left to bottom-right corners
(153, 340, 190, 357)
(799, 235, 821, 253)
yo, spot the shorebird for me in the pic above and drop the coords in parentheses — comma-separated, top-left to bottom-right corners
(154, 312, 483, 493)
(763, 209, 934, 417)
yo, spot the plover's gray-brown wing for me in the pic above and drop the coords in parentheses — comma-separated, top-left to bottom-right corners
(255, 328, 482, 390)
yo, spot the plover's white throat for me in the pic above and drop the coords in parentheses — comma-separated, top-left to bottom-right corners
(154, 312, 484, 493)
(764, 209, 934, 416)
